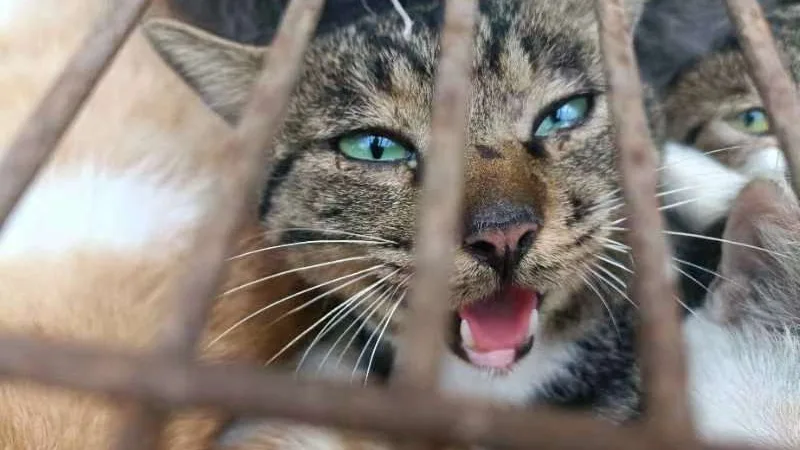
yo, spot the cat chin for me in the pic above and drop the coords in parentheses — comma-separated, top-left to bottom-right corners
(437, 339, 578, 406)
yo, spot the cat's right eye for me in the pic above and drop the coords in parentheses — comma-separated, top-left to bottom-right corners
(336, 132, 416, 163)
(727, 107, 770, 135)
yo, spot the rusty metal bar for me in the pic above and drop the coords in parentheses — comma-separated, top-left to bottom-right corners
(725, 0, 800, 197)
(595, 0, 693, 439)
(0, 0, 151, 232)
(390, 0, 476, 392)
(114, 0, 325, 447)
(0, 332, 703, 450)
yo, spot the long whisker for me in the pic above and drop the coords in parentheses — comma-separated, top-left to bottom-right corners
(656, 144, 745, 172)
(295, 282, 392, 373)
(672, 294, 697, 317)
(228, 240, 387, 261)
(207, 264, 385, 349)
(223, 256, 371, 297)
(316, 285, 393, 374)
(591, 262, 628, 294)
(595, 255, 634, 276)
(588, 266, 637, 309)
(671, 256, 738, 285)
(363, 291, 406, 386)
(295, 269, 402, 372)
(609, 198, 703, 226)
(581, 273, 621, 339)
(262, 228, 397, 244)
(605, 226, 790, 259)
(325, 275, 411, 373)
(266, 269, 401, 366)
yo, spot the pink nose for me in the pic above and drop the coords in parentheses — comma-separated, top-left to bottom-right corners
(464, 223, 539, 266)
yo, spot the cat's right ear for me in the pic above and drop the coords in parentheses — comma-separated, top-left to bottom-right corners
(144, 19, 267, 124)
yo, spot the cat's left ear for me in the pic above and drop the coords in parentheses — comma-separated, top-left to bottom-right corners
(144, 19, 268, 124)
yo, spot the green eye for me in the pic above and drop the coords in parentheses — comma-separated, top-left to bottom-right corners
(728, 108, 770, 135)
(337, 133, 415, 163)
(533, 95, 593, 138)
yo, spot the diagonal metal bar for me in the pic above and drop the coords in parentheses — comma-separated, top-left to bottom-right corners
(595, 0, 693, 439)
(725, 0, 800, 197)
(114, 0, 325, 448)
(391, 0, 476, 392)
(0, 0, 152, 232)
(0, 332, 706, 450)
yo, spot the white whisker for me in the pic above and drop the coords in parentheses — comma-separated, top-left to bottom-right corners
(673, 294, 697, 317)
(363, 291, 405, 386)
(262, 228, 397, 244)
(295, 268, 402, 372)
(656, 144, 745, 172)
(607, 227, 790, 259)
(581, 273, 621, 339)
(207, 264, 385, 349)
(266, 269, 401, 366)
(591, 262, 628, 292)
(325, 275, 411, 373)
(596, 254, 635, 276)
(228, 239, 387, 261)
(222, 256, 371, 297)
(588, 266, 636, 309)
(671, 256, 736, 285)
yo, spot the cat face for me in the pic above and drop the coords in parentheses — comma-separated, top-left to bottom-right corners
(662, 4, 800, 181)
(146, 0, 654, 375)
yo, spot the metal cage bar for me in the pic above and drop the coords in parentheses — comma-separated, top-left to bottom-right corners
(391, 0, 476, 392)
(0, 0, 797, 449)
(0, 0, 151, 230)
(595, 0, 692, 439)
(725, 0, 800, 196)
(114, 0, 326, 446)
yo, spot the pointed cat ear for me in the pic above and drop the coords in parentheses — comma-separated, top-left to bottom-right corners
(143, 19, 267, 124)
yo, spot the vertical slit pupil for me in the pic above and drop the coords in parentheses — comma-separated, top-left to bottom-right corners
(369, 137, 384, 159)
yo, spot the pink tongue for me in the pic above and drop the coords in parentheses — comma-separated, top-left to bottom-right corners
(458, 286, 538, 352)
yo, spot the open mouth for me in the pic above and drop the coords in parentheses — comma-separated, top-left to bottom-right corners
(453, 285, 540, 371)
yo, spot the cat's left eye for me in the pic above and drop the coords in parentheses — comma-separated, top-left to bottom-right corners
(337, 132, 416, 163)
(533, 95, 593, 138)
(727, 108, 770, 135)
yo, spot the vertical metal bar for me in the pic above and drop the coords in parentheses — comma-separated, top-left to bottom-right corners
(391, 0, 476, 391)
(725, 0, 800, 197)
(0, 0, 151, 231)
(114, 0, 325, 448)
(595, 0, 693, 439)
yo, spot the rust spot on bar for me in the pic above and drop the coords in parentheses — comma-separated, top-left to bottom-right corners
(594, 0, 693, 439)
(391, 0, 476, 393)
(725, 0, 800, 197)
(114, 0, 325, 447)
(0, 0, 152, 231)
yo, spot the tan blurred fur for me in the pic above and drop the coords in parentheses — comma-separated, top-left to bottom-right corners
(0, 0, 318, 448)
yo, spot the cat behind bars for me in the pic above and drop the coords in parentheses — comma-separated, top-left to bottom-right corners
(145, 2, 662, 446)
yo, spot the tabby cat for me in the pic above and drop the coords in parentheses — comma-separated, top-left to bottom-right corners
(654, 3, 800, 303)
(660, 3, 800, 217)
(146, 0, 658, 428)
